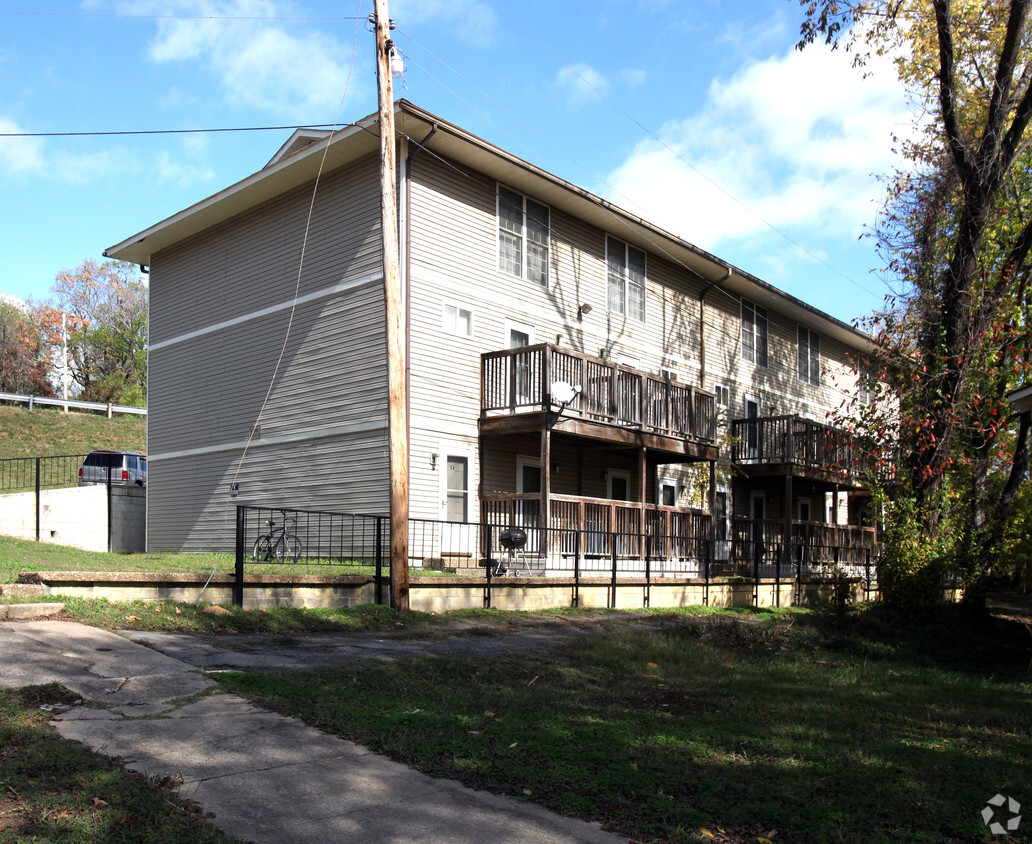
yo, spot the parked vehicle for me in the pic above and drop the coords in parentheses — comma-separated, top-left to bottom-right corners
(78, 451, 147, 488)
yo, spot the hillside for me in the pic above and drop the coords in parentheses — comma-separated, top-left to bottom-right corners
(0, 404, 146, 459)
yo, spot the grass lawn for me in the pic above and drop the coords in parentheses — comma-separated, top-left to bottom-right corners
(0, 535, 455, 585)
(0, 683, 240, 842)
(0, 405, 146, 460)
(214, 606, 1032, 844)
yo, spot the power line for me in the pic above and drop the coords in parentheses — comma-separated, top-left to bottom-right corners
(0, 9, 366, 21)
(0, 123, 351, 138)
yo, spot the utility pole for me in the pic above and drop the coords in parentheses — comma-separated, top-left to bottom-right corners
(374, 0, 409, 611)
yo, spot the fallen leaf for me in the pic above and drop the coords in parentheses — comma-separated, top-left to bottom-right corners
(701, 830, 715, 839)
(508, 742, 518, 748)
(484, 711, 496, 718)
(92, 797, 109, 808)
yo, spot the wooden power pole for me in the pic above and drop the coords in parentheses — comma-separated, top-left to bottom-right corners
(374, 0, 409, 611)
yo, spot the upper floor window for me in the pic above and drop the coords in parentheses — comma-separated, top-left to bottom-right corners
(741, 301, 768, 367)
(607, 237, 646, 321)
(498, 186, 549, 286)
(798, 326, 821, 386)
(714, 384, 730, 411)
(857, 363, 877, 405)
(443, 302, 473, 337)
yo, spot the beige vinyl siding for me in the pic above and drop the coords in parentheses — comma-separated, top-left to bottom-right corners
(149, 155, 381, 344)
(147, 432, 388, 552)
(146, 154, 388, 551)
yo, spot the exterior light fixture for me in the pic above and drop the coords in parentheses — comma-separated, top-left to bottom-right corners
(577, 303, 593, 321)
(430, 452, 439, 470)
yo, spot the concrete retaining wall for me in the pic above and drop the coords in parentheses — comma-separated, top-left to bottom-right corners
(0, 486, 145, 553)
(24, 571, 876, 611)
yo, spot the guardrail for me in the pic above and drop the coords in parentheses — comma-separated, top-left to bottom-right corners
(0, 391, 146, 417)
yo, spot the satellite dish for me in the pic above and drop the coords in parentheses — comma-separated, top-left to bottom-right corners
(551, 380, 581, 406)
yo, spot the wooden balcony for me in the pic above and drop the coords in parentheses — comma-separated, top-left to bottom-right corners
(481, 493, 712, 561)
(730, 415, 871, 486)
(731, 519, 877, 568)
(481, 344, 717, 459)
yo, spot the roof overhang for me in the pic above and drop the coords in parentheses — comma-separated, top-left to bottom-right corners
(105, 99, 876, 354)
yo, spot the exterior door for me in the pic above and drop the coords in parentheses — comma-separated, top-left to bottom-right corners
(714, 488, 730, 561)
(508, 326, 533, 406)
(440, 450, 474, 556)
(745, 397, 760, 460)
(516, 457, 542, 553)
(750, 491, 765, 561)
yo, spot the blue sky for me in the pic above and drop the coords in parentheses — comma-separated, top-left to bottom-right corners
(0, 0, 913, 324)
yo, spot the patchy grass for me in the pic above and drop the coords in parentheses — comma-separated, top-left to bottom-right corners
(0, 683, 238, 843)
(0, 404, 146, 459)
(216, 607, 1032, 844)
(0, 535, 460, 584)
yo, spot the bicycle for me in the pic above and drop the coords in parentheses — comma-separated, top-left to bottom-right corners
(252, 512, 303, 563)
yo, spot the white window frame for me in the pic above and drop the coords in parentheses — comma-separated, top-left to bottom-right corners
(741, 301, 768, 367)
(497, 184, 550, 287)
(658, 477, 679, 508)
(797, 496, 812, 523)
(660, 366, 679, 382)
(606, 236, 646, 322)
(607, 468, 632, 501)
(744, 395, 760, 460)
(798, 325, 821, 386)
(714, 384, 730, 411)
(442, 301, 473, 337)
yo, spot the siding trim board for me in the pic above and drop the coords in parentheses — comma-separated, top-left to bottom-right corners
(148, 420, 388, 463)
(149, 273, 382, 352)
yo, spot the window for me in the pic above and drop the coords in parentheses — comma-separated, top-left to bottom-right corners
(659, 478, 679, 507)
(607, 237, 646, 321)
(858, 364, 877, 405)
(798, 326, 820, 386)
(714, 384, 730, 410)
(607, 469, 631, 501)
(660, 366, 678, 382)
(498, 186, 549, 286)
(741, 301, 768, 366)
(442, 302, 472, 337)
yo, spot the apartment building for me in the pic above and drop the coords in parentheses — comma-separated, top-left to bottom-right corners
(105, 101, 879, 570)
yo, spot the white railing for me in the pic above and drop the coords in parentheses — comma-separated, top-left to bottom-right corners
(0, 391, 146, 417)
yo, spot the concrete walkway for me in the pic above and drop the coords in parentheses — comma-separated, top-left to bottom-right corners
(0, 620, 625, 843)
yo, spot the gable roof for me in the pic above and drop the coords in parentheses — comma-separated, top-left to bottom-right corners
(105, 100, 876, 353)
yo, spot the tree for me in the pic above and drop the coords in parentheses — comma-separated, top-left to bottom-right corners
(0, 301, 54, 396)
(799, 0, 1032, 606)
(45, 259, 148, 406)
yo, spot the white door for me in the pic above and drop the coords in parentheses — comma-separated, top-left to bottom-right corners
(714, 488, 730, 561)
(745, 397, 760, 460)
(440, 450, 475, 556)
(515, 456, 542, 553)
(507, 323, 533, 406)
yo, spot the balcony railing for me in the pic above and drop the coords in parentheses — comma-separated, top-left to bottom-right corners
(731, 518, 877, 568)
(482, 344, 717, 443)
(730, 415, 871, 479)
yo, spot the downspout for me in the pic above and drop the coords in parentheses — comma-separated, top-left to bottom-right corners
(404, 123, 438, 494)
(698, 264, 732, 389)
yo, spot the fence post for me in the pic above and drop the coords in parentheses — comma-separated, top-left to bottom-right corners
(704, 539, 710, 606)
(34, 457, 41, 542)
(775, 542, 782, 607)
(484, 524, 492, 610)
(106, 465, 113, 553)
(644, 534, 651, 609)
(752, 540, 760, 607)
(233, 506, 244, 607)
(375, 516, 384, 606)
(573, 529, 581, 608)
(610, 531, 618, 609)
(865, 548, 871, 601)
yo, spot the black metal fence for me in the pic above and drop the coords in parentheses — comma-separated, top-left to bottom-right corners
(233, 505, 388, 606)
(234, 505, 877, 609)
(0, 454, 114, 546)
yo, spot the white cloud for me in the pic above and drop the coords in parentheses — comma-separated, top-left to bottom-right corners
(0, 117, 137, 184)
(130, 0, 365, 119)
(156, 150, 215, 188)
(390, 0, 497, 46)
(606, 42, 914, 254)
(0, 117, 44, 176)
(555, 63, 610, 106)
(621, 69, 647, 88)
